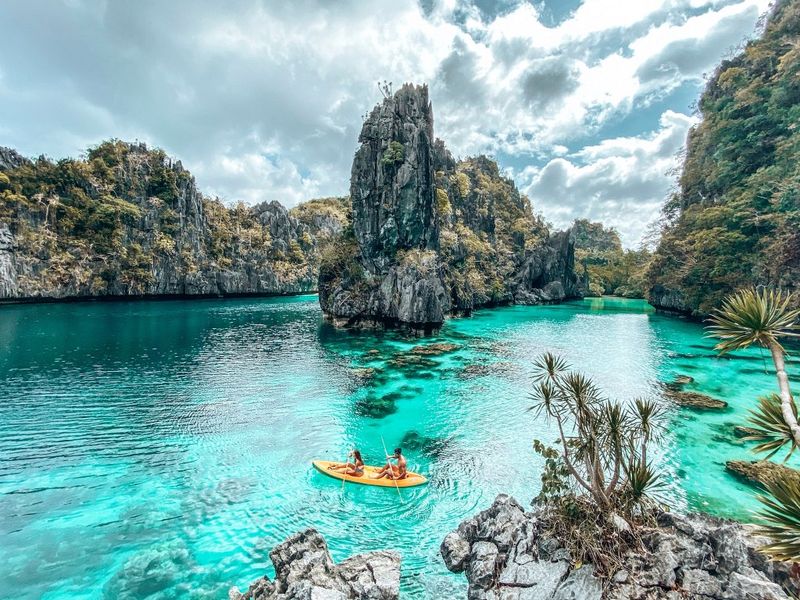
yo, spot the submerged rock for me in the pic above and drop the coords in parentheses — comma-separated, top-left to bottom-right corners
(230, 529, 400, 600)
(410, 342, 460, 356)
(442, 495, 792, 600)
(354, 394, 398, 419)
(726, 460, 800, 489)
(388, 354, 439, 369)
(104, 539, 195, 599)
(400, 431, 452, 458)
(733, 425, 762, 438)
(663, 388, 728, 409)
(458, 363, 493, 379)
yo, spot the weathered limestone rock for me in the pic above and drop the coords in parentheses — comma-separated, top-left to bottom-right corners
(351, 84, 438, 272)
(551, 565, 602, 600)
(318, 84, 451, 333)
(647, 284, 691, 315)
(443, 495, 793, 600)
(0, 225, 17, 298)
(319, 83, 581, 332)
(230, 529, 400, 600)
(441, 532, 471, 573)
(513, 229, 581, 304)
(0, 143, 346, 302)
(0, 147, 29, 171)
(726, 460, 800, 489)
(663, 388, 728, 409)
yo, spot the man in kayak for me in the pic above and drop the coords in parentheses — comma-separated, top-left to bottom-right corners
(371, 447, 407, 480)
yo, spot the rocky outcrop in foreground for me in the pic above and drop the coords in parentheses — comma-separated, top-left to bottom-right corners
(319, 84, 580, 333)
(229, 528, 400, 600)
(442, 495, 792, 600)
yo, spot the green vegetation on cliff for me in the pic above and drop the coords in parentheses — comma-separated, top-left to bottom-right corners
(437, 156, 551, 308)
(572, 219, 650, 298)
(0, 140, 346, 299)
(648, 1, 800, 314)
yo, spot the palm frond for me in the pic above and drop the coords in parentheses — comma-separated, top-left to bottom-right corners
(706, 287, 800, 353)
(746, 393, 799, 461)
(756, 477, 800, 563)
(623, 458, 666, 505)
(633, 398, 666, 441)
(560, 372, 602, 423)
(532, 352, 569, 381)
(529, 380, 561, 419)
(599, 403, 629, 454)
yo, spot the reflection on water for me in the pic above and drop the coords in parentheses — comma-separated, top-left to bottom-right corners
(0, 295, 796, 599)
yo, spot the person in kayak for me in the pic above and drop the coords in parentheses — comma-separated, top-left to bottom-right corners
(371, 447, 407, 480)
(327, 449, 364, 477)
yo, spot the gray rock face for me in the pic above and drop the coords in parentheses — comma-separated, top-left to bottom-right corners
(443, 495, 793, 600)
(351, 83, 438, 272)
(647, 284, 691, 315)
(230, 529, 400, 600)
(319, 84, 452, 333)
(551, 565, 602, 600)
(513, 229, 580, 304)
(0, 147, 29, 171)
(0, 225, 17, 298)
(319, 84, 580, 332)
(0, 144, 345, 302)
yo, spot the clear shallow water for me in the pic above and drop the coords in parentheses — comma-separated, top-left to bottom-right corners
(0, 295, 797, 599)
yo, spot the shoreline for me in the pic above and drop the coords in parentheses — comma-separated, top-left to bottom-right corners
(0, 289, 321, 307)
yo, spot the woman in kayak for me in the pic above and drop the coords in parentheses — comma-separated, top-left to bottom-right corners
(327, 449, 364, 477)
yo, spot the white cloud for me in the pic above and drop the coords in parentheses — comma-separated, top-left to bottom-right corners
(0, 0, 771, 244)
(522, 110, 698, 247)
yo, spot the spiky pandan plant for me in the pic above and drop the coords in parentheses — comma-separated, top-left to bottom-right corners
(529, 352, 665, 512)
(707, 287, 800, 453)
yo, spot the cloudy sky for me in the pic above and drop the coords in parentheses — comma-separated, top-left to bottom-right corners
(0, 0, 770, 246)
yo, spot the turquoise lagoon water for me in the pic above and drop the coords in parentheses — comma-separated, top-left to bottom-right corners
(1, 295, 798, 599)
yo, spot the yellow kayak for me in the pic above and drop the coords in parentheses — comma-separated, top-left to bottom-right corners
(312, 460, 428, 488)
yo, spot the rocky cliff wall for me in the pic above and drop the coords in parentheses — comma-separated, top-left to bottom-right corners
(645, 1, 800, 316)
(229, 529, 400, 600)
(0, 141, 345, 301)
(319, 84, 581, 332)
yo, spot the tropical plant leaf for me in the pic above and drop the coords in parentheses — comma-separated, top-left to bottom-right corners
(532, 352, 569, 381)
(528, 380, 561, 419)
(633, 398, 666, 441)
(706, 287, 800, 353)
(746, 393, 799, 461)
(756, 477, 800, 563)
(623, 458, 666, 505)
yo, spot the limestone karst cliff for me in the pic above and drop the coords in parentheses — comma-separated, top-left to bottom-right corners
(646, 0, 800, 315)
(0, 141, 346, 301)
(318, 83, 580, 331)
